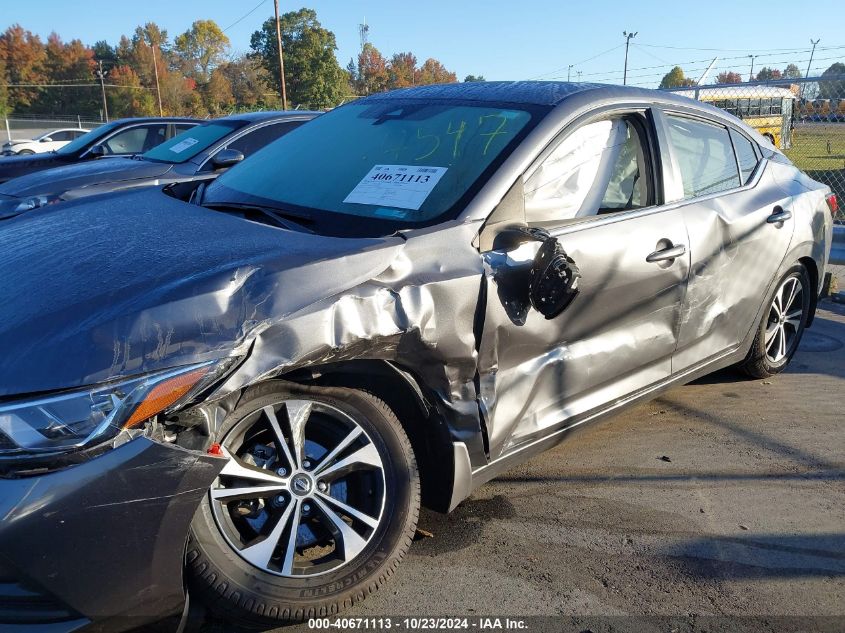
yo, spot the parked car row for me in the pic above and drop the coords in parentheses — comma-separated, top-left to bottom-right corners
(0, 83, 835, 633)
(0, 111, 316, 219)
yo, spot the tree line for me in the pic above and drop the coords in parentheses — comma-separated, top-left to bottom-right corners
(0, 7, 474, 119)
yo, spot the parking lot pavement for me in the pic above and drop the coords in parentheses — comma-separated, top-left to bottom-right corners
(206, 301, 845, 633)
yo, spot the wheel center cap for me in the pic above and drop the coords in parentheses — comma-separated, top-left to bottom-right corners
(291, 473, 312, 496)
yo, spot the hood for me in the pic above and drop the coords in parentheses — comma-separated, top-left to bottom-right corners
(0, 157, 174, 199)
(0, 152, 68, 184)
(0, 188, 404, 396)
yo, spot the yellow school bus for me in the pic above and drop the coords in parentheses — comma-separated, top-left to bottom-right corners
(674, 86, 795, 149)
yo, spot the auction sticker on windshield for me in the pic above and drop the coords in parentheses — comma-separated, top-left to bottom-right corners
(343, 165, 447, 210)
(169, 137, 200, 154)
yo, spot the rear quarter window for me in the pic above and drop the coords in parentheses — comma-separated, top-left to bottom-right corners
(729, 128, 759, 184)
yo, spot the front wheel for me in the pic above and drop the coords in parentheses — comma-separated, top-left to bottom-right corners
(740, 264, 811, 378)
(16, 149, 35, 155)
(187, 381, 419, 626)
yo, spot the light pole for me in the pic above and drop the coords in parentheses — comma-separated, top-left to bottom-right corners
(748, 54, 757, 82)
(623, 30, 637, 85)
(567, 64, 574, 82)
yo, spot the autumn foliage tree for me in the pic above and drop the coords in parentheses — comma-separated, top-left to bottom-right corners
(356, 43, 389, 94)
(0, 8, 462, 117)
(0, 25, 48, 109)
(716, 71, 743, 84)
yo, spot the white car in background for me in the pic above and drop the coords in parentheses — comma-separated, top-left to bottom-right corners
(1, 128, 89, 156)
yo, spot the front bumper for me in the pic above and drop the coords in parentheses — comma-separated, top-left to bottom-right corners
(0, 437, 224, 632)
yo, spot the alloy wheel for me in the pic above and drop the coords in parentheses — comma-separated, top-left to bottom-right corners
(209, 399, 386, 577)
(764, 275, 804, 363)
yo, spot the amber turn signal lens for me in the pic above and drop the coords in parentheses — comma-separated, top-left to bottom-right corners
(124, 366, 211, 428)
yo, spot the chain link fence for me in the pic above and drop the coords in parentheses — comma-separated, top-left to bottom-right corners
(3, 114, 106, 144)
(666, 75, 845, 225)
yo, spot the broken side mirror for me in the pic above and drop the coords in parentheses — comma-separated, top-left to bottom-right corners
(529, 234, 581, 319)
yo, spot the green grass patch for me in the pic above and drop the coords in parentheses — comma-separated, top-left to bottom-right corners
(786, 124, 845, 172)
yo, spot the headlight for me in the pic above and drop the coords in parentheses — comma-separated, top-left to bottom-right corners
(0, 360, 232, 456)
(0, 194, 62, 220)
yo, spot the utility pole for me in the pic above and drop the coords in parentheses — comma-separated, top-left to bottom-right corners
(96, 59, 109, 122)
(577, 70, 582, 81)
(274, 0, 288, 110)
(747, 54, 757, 82)
(151, 44, 163, 116)
(802, 38, 820, 100)
(623, 31, 637, 85)
(567, 64, 574, 81)
(806, 38, 820, 79)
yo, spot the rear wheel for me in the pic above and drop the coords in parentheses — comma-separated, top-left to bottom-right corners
(740, 264, 810, 378)
(187, 381, 419, 626)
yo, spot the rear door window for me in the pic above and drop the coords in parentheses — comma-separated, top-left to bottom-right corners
(666, 115, 740, 198)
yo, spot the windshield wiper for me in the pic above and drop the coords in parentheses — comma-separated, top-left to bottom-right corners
(202, 201, 315, 234)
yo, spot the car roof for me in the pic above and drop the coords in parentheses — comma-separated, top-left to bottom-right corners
(214, 110, 322, 124)
(352, 80, 757, 115)
(356, 81, 608, 107)
(108, 116, 201, 125)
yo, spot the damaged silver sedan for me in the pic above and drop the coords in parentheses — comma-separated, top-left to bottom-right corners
(0, 81, 835, 631)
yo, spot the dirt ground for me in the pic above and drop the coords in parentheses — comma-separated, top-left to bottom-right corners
(204, 300, 845, 633)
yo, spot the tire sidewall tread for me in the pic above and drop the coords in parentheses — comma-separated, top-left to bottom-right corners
(186, 381, 420, 627)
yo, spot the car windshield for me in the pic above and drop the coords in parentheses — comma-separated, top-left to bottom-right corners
(56, 122, 121, 156)
(203, 101, 538, 235)
(142, 121, 246, 163)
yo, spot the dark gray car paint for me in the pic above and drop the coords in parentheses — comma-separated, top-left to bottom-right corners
(0, 437, 224, 630)
(0, 156, 175, 198)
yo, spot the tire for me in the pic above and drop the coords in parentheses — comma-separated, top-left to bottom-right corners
(187, 381, 419, 627)
(740, 264, 811, 378)
(16, 149, 34, 155)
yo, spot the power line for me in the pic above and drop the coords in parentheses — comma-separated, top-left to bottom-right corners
(222, 0, 268, 33)
(529, 44, 625, 80)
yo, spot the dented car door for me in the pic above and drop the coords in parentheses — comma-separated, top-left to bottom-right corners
(476, 110, 691, 459)
(659, 113, 796, 372)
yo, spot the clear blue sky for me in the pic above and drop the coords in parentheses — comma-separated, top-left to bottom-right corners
(5, 0, 845, 87)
